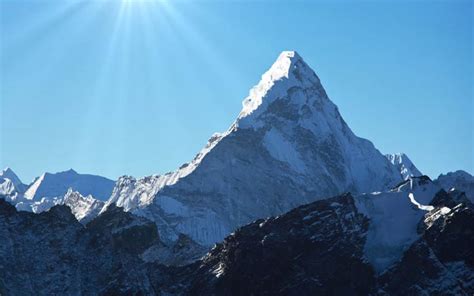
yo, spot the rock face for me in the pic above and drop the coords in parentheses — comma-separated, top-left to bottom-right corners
(0, 198, 204, 295)
(106, 51, 402, 245)
(434, 170, 474, 203)
(379, 193, 474, 295)
(181, 182, 473, 296)
(386, 153, 422, 180)
(187, 193, 376, 296)
(1, 176, 472, 295)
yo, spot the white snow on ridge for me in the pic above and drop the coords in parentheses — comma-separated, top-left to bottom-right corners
(237, 51, 320, 129)
(408, 193, 434, 211)
(0, 168, 26, 190)
(0, 168, 28, 200)
(105, 50, 404, 246)
(386, 153, 422, 180)
(355, 178, 441, 273)
(15, 189, 104, 224)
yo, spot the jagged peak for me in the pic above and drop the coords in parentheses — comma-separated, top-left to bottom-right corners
(386, 152, 422, 180)
(2, 167, 13, 174)
(0, 167, 23, 186)
(237, 50, 323, 126)
(437, 170, 473, 180)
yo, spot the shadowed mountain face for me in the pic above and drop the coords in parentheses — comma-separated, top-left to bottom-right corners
(0, 198, 203, 296)
(23, 169, 115, 202)
(386, 153, 422, 180)
(434, 170, 474, 203)
(1, 178, 472, 296)
(106, 51, 402, 246)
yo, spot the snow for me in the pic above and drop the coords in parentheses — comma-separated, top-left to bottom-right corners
(103, 50, 403, 246)
(237, 51, 320, 128)
(23, 174, 45, 200)
(0, 167, 26, 189)
(355, 178, 441, 273)
(62, 189, 104, 223)
(0, 168, 28, 201)
(408, 193, 434, 211)
(23, 169, 114, 201)
(213, 262, 226, 278)
(386, 153, 422, 180)
(263, 128, 306, 173)
(0, 178, 16, 196)
(14, 189, 104, 223)
(155, 196, 189, 216)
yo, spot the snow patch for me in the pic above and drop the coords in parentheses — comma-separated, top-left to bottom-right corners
(355, 179, 440, 273)
(156, 196, 189, 216)
(263, 128, 306, 172)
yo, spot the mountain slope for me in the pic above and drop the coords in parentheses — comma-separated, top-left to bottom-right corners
(106, 51, 402, 245)
(385, 153, 422, 180)
(62, 189, 105, 223)
(2, 177, 471, 295)
(0, 198, 203, 295)
(434, 170, 474, 202)
(23, 169, 114, 201)
(181, 179, 473, 295)
(0, 168, 27, 201)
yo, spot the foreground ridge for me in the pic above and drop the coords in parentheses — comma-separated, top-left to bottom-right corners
(1, 182, 472, 295)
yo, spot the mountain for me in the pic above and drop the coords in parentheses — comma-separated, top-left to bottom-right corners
(0, 168, 115, 223)
(105, 51, 403, 246)
(2, 177, 471, 295)
(0, 198, 204, 295)
(23, 169, 114, 201)
(434, 170, 474, 203)
(186, 180, 473, 296)
(386, 153, 422, 180)
(355, 176, 440, 272)
(0, 168, 27, 200)
(61, 189, 104, 223)
(14, 189, 105, 224)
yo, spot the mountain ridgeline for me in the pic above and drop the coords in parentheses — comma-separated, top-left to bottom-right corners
(104, 51, 404, 246)
(1, 51, 473, 295)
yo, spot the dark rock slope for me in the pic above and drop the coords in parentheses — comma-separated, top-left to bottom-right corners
(0, 198, 201, 295)
(0, 187, 472, 295)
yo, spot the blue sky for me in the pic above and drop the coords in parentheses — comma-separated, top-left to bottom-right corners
(1, 0, 472, 182)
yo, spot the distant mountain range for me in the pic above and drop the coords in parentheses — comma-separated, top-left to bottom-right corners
(0, 51, 472, 295)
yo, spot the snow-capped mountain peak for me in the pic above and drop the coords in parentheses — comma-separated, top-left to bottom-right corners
(62, 188, 104, 223)
(238, 51, 319, 120)
(386, 153, 422, 180)
(23, 169, 115, 201)
(237, 51, 327, 129)
(0, 167, 27, 199)
(106, 51, 403, 246)
(0, 167, 24, 188)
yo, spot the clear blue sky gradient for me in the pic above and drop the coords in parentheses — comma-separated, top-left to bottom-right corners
(1, 0, 472, 182)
